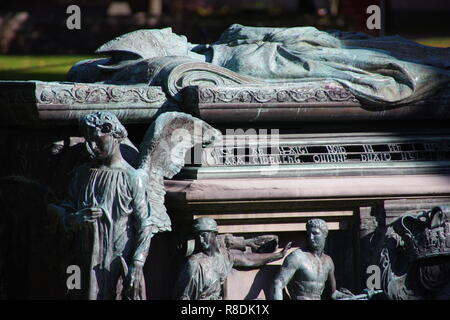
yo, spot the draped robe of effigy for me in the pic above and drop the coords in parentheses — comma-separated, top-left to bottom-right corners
(197, 24, 450, 105)
(73, 24, 450, 106)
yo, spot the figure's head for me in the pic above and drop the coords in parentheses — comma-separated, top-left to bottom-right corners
(95, 28, 190, 61)
(80, 111, 128, 160)
(306, 219, 328, 252)
(192, 217, 219, 253)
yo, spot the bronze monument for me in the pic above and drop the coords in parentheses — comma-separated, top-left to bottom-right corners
(271, 219, 354, 300)
(174, 217, 291, 300)
(47, 111, 220, 299)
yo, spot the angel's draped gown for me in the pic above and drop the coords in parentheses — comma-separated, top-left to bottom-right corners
(59, 161, 152, 299)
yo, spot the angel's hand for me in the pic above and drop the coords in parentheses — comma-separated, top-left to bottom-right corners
(124, 264, 144, 300)
(69, 207, 103, 225)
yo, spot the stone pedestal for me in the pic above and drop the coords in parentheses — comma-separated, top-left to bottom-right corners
(1, 80, 449, 299)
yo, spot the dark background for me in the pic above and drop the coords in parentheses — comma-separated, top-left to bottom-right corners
(0, 0, 449, 54)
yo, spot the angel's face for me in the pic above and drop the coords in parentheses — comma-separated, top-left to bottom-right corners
(84, 125, 119, 160)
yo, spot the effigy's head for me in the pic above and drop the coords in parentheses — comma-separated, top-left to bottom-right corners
(95, 28, 190, 61)
(192, 217, 219, 252)
(80, 111, 128, 159)
(306, 219, 328, 251)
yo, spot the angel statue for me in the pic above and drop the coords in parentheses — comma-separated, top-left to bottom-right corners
(47, 111, 221, 300)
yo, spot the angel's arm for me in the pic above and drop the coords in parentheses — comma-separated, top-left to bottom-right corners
(130, 173, 153, 267)
(122, 172, 153, 299)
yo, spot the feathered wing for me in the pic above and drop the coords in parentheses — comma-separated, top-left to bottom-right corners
(137, 112, 222, 235)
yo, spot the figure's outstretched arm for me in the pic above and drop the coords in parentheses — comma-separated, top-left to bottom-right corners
(232, 242, 291, 268)
(222, 234, 278, 252)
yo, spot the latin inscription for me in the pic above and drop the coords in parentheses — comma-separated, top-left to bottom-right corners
(205, 141, 450, 166)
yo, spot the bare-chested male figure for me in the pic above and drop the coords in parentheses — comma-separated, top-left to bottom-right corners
(271, 219, 352, 300)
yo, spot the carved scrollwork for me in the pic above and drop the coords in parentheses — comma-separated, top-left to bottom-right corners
(197, 82, 359, 104)
(37, 84, 166, 105)
(166, 62, 261, 101)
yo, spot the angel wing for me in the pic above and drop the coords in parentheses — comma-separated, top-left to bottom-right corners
(137, 112, 221, 235)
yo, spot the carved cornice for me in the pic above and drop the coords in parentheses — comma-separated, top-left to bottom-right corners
(196, 82, 359, 104)
(0, 81, 170, 125)
(37, 83, 166, 105)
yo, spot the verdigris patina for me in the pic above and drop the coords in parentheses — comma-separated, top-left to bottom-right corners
(47, 111, 220, 299)
(379, 206, 450, 300)
(68, 24, 449, 106)
(271, 219, 358, 300)
(174, 217, 291, 300)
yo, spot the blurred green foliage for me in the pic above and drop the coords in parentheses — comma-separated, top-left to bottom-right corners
(0, 55, 96, 81)
(414, 37, 450, 48)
